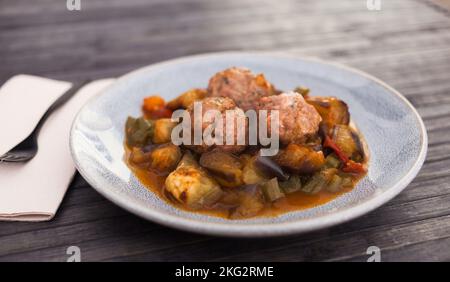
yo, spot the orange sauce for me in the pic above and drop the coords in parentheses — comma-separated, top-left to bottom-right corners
(125, 146, 364, 219)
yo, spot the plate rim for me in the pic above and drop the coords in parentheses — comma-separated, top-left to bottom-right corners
(70, 51, 428, 237)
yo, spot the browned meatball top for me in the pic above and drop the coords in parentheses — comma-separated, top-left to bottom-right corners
(257, 92, 322, 144)
(207, 67, 276, 111)
(186, 97, 248, 154)
(190, 96, 237, 113)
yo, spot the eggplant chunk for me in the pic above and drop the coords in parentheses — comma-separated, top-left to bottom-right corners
(242, 156, 271, 185)
(230, 185, 265, 219)
(177, 150, 198, 167)
(306, 96, 350, 135)
(152, 118, 177, 144)
(165, 152, 223, 209)
(254, 155, 289, 181)
(199, 150, 244, 188)
(167, 88, 207, 110)
(150, 144, 182, 173)
(129, 147, 152, 164)
(331, 124, 365, 162)
(272, 144, 325, 174)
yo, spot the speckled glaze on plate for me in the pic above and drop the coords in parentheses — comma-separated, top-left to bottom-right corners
(69, 52, 427, 237)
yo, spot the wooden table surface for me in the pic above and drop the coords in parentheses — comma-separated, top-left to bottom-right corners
(1, 0, 449, 262)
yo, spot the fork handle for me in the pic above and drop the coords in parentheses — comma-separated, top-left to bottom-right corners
(31, 80, 91, 138)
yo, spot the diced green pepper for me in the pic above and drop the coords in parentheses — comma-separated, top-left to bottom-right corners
(279, 175, 302, 194)
(302, 168, 336, 194)
(294, 86, 310, 97)
(126, 116, 154, 147)
(260, 178, 285, 202)
(325, 153, 341, 169)
(302, 174, 326, 194)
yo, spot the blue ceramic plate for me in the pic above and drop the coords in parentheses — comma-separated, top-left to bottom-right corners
(70, 52, 427, 237)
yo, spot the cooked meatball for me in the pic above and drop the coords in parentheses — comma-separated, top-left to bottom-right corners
(208, 67, 276, 111)
(186, 97, 248, 154)
(257, 92, 322, 144)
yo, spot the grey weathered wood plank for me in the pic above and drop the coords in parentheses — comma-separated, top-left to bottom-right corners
(346, 236, 450, 261)
(106, 214, 450, 262)
(2, 187, 450, 261)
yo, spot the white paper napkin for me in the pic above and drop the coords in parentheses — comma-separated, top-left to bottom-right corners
(0, 75, 114, 221)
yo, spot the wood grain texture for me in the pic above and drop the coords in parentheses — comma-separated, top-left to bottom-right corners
(0, 0, 449, 262)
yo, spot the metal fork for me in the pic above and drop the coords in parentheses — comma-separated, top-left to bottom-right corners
(0, 80, 90, 163)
